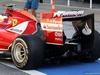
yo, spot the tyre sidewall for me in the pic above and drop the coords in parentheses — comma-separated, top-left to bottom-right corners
(11, 38, 29, 69)
(11, 35, 44, 69)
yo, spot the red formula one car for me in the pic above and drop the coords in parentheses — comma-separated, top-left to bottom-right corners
(0, 4, 100, 69)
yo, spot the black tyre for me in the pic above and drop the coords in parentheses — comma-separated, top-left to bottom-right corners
(11, 35, 44, 69)
(79, 30, 100, 62)
(91, 31, 100, 60)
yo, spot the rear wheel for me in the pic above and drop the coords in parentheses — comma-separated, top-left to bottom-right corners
(11, 35, 44, 69)
(79, 31, 100, 62)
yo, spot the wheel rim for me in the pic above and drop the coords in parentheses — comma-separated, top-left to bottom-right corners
(14, 43, 26, 63)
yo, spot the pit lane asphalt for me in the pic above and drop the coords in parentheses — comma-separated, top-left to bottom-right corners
(0, 59, 29, 75)
(0, 0, 100, 75)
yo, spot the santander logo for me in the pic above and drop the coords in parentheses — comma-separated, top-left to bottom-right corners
(43, 25, 46, 29)
(82, 23, 92, 35)
(43, 24, 62, 31)
(42, 23, 62, 31)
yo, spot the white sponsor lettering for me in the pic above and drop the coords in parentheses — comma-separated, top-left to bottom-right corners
(41, 23, 62, 31)
(55, 32, 63, 37)
(53, 10, 84, 18)
(55, 38, 63, 41)
(50, 20, 62, 24)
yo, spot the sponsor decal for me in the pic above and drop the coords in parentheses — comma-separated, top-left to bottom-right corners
(49, 19, 62, 24)
(82, 23, 92, 35)
(53, 10, 84, 18)
(12, 19, 17, 26)
(46, 19, 62, 24)
(41, 23, 62, 31)
(7, 21, 29, 34)
(46, 19, 49, 22)
(55, 38, 63, 41)
(0, 17, 3, 23)
(55, 32, 63, 37)
(9, 28, 22, 33)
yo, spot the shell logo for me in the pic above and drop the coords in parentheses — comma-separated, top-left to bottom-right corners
(82, 23, 92, 35)
(46, 19, 49, 22)
(0, 17, 3, 23)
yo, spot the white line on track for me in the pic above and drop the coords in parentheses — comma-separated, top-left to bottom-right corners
(0, 59, 46, 75)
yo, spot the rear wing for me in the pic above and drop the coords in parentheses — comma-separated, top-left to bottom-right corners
(41, 12, 94, 45)
(53, 10, 84, 18)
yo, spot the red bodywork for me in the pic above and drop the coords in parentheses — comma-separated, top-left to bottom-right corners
(0, 10, 37, 50)
(41, 12, 63, 45)
(0, 7, 85, 51)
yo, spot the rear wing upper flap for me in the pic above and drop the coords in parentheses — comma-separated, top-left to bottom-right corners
(63, 13, 94, 21)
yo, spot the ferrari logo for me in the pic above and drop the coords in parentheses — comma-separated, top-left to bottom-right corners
(12, 19, 17, 26)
